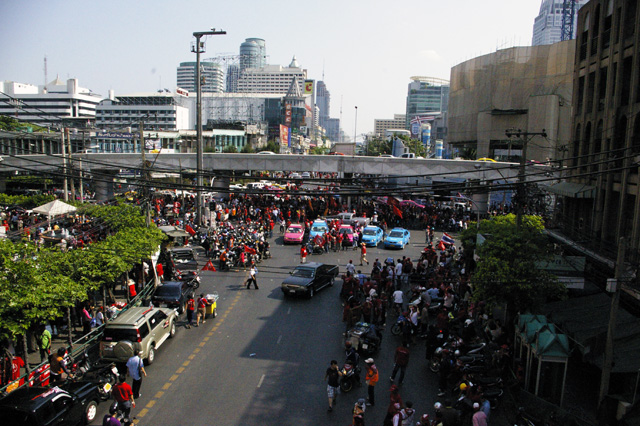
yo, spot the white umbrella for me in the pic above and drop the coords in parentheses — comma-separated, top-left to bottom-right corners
(33, 200, 77, 218)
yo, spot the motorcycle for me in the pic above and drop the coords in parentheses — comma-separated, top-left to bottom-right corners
(68, 350, 118, 401)
(175, 270, 200, 290)
(339, 362, 360, 392)
(346, 322, 381, 356)
(391, 313, 412, 336)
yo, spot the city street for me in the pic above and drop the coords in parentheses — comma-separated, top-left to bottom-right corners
(90, 230, 443, 426)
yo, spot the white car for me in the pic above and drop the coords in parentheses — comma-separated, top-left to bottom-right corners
(257, 151, 276, 155)
(301, 172, 311, 178)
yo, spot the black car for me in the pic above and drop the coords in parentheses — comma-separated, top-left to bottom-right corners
(152, 281, 195, 314)
(0, 381, 101, 426)
(281, 262, 339, 298)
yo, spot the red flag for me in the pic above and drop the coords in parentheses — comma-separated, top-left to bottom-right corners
(201, 260, 216, 272)
(244, 245, 257, 255)
(185, 224, 196, 236)
(392, 205, 403, 218)
(387, 196, 401, 208)
(156, 263, 164, 277)
(437, 241, 446, 251)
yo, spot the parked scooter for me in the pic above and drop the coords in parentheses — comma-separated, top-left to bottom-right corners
(68, 350, 118, 401)
(339, 362, 361, 392)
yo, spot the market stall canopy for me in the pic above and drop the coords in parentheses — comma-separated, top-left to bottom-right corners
(32, 200, 77, 217)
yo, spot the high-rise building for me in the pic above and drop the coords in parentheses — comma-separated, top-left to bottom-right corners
(316, 81, 330, 128)
(176, 61, 224, 93)
(556, 0, 640, 257)
(374, 114, 407, 137)
(239, 38, 267, 72)
(532, 0, 588, 46)
(0, 78, 102, 127)
(226, 64, 240, 93)
(237, 56, 306, 94)
(405, 77, 449, 129)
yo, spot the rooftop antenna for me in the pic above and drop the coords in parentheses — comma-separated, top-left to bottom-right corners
(322, 60, 325, 82)
(339, 95, 343, 143)
(44, 56, 48, 86)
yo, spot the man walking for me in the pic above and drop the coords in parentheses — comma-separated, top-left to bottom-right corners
(324, 360, 342, 412)
(245, 263, 259, 289)
(364, 358, 379, 406)
(360, 243, 369, 266)
(112, 375, 135, 419)
(390, 342, 410, 385)
(126, 351, 146, 399)
(185, 294, 195, 329)
(195, 294, 209, 326)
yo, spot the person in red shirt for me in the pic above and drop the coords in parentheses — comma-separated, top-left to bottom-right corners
(300, 245, 307, 264)
(360, 243, 369, 266)
(185, 295, 195, 329)
(112, 375, 135, 417)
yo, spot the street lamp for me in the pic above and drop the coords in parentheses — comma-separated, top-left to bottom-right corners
(353, 106, 358, 145)
(192, 28, 226, 226)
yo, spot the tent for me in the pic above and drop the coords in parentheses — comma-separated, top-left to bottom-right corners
(32, 200, 77, 218)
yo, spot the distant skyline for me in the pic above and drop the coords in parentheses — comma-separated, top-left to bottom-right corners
(0, 0, 542, 137)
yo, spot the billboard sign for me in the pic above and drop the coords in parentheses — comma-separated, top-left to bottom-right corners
(279, 125, 290, 147)
(304, 80, 314, 95)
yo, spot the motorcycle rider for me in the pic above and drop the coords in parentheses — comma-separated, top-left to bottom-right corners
(344, 341, 361, 385)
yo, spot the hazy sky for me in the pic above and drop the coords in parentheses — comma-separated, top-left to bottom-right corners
(0, 0, 542, 137)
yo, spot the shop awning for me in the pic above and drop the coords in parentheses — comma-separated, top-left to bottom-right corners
(546, 182, 596, 198)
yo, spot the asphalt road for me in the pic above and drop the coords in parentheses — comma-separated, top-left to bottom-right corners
(90, 230, 451, 426)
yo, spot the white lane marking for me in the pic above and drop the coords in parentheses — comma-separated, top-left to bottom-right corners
(287, 307, 291, 315)
(257, 374, 266, 388)
(277, 335, 282, 344)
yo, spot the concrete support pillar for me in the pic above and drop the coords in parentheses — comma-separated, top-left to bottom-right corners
(93, 169, 119, 202)
(0, 177, 6, 194)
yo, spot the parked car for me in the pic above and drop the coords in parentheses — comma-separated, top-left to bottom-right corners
(309, 219, 329, 240)
(301, 172, 311, 178)
(339, 224, 357, 247)
(167, 247, 199, 271)
(361, 226, 384, 247)
(284, 223, 305, 244)
(384, 228, 411, 249)
(0, 381, 102, 426)
(281, 262, 339, 298)
(152, 281, 196, 314)
(100, 307, 178, 365)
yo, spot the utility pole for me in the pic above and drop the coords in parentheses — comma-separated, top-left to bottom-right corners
(192, 28, 226, 227)
(599, 237, 627, 409)
(140, 122, 150, 227)
(505, 128, 547, 228)
(61, 127, 69, 202)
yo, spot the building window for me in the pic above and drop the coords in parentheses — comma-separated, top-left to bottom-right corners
(598, 66, 608, 111)
(623, 0, 638, 39)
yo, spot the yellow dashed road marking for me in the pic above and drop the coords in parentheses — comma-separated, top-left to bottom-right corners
(162, 382, 172, 390)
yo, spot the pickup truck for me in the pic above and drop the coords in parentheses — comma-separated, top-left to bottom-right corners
(327, 212, 370, 228)
(0, 381, 102, 426)
(281, 262, 339, 298)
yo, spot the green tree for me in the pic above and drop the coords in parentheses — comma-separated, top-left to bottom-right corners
(463, 214, 566, 316)
(0, 241, 85, 367)
(223, 145, 238, 153)
(397, 135, 427, 157)
(310, 146, 326, 155)
(241, 144, 255, 153)
(264, 140, 280, 153)
(365, 137, 392, 156)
